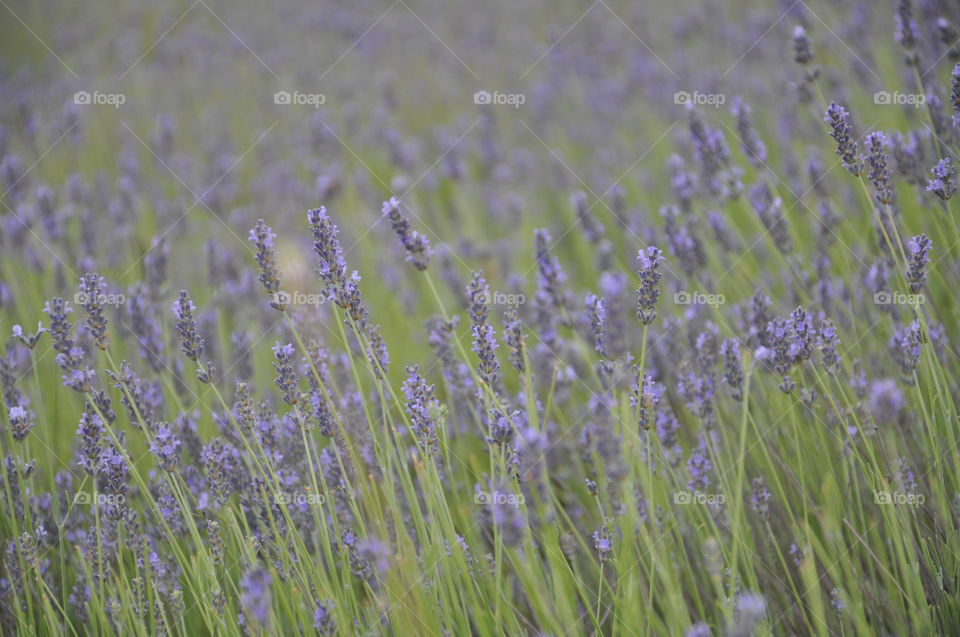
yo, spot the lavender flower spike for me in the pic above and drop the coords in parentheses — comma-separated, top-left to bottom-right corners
(8, 405, 34, 441)
(383, 197, 432, 270)
(149, 423, 181, 471)
(584, 293, 606, 357)
(731, 98, 767, 167)
(793, 25, 814, 66)
(768, 318, 795, 394)
(906, 234, 932, 293)
(272, 342, 301, 405)
(249, 220, 285, 311)
(78, 273, 109, 350)
(720, 339, 743, 400)
(636, 246, 664, 325)
(951, 63, 960, 127)
(307, 206, 347, 301)
(926, 158, 956, 201)
(172, 291, 204, 361)
(864, 132, 894, 205)
(817, 319, 841, 374)
(894, 0, 919, 65)
(824, 103, 861, 176)
(402, 365, 441, 455)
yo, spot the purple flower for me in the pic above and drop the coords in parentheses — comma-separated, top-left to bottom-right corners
(584, 293, 606, 357)
(240, 566, 271, 626)
(817, 319, 841, 373)
(486, 408, 516, 446)
(720, 339, 743, 400)
(735, 592, 767, 623)
(307, 206, 348, 301)
(126, 286, 166, 373)
(11, 322, 44, 349)
(466, 271, 490, 328)
(894, 0, 919, 62)
(824, 103, 861, 176)
(77, 405, 102, 476)
(906, 234, 932, 293)
(42, 295, 88, 392)
(78, 274, 109, 350)
(750, 477, 771, 518)
(249, 220, 285, 310)
(402, 365, 440, 455)
(636, 246, 664, 325)
(731, 98, 767, 167)
(926, 158, 956, 200)
(172, 291, 204, 361)
(865, 132, 894, 205)
(869, 378, 904, 422)
(890, 320, 922, 376)
(632, 370, 659, 431)
(747, 183, 792, 255)
(687, 443, 712, 491)
(8, 405, 34, 442)
(768, 318, 795, 394)
(98, 445, 128, 520)
(272, 342, 300, 405)
(951, 63, 960, 127)
(309, 389, 335, 437)
(343, 531, 390, 581)
(471, 323, 501, 394)
(502, 305, 525, 373)
(593, 526, 614, 562)
(313, 601, 335, 635)
(43, 298, 72, 354)
(149, 423, 181, 471)
(382, 197, 432, 270)
(790, 306, 814, 362)
(793, 25, 814, 65)
(534, 228, 568, 314)
(831, 588, 846, 615)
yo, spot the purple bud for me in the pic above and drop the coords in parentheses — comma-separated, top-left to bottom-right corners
(824, 103, 861, 176)
(636, 246, 664, 325)
(906, 234, 932, 293)
(926, 158, 956, 200)
(272, 342, 301, 405)
(249, 220, 285, 310)
(172, 291, 204, 361)
(383, 197, 432, 270)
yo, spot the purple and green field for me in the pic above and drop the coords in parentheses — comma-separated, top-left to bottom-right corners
(2, 1, 960, 634)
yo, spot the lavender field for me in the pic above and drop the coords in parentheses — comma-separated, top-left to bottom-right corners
(3, 0, 960, 634)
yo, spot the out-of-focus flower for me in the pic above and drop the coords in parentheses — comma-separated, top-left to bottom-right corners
(906, 234, 932, 293)
(383, 197, 432, 270)
(926, 159, 956, 200)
